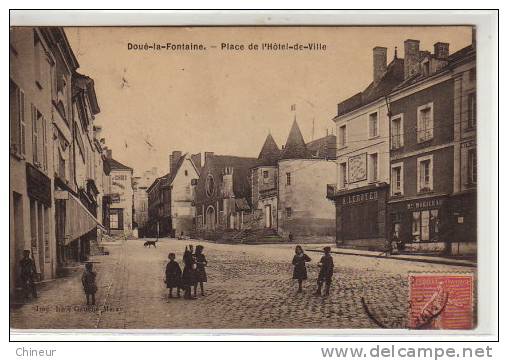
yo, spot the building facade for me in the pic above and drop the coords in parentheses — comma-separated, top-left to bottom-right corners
(387, 40, 476, 255)
(194, 153, 259, 236)
(327, 47, 404, 249)
(132, 167, 158, 237)
(146, 174, 171, 238)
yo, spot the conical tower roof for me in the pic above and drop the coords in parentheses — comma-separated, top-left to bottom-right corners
(257, 133, 281, 166)
(281, 119, 308, 159)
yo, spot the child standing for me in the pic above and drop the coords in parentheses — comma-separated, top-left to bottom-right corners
(292, 245, 311, 293)
(194, 245, 208, 297)
(81, 262, 97, 305)
(165, 253, 182, 299)
(314, 246, 334, 297)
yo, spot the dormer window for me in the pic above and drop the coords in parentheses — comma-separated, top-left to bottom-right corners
(422, 60, 430, 76)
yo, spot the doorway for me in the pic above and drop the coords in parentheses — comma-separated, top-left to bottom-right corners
(264, 204, 272, 228)
(206, 206, 216, 231)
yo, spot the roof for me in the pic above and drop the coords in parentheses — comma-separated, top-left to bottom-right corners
(392, 44, 475, 92)
(281, 120, 309, 159)
(257, 133, 281, 166)
(337, 57, 404, 117)
(72, 72, 100, 114)
(107, 158, 133, 172)
(307, 134, 337, 160)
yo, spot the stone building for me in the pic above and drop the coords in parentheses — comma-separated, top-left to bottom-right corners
(132, 167, 158, 237)
(327, 46, 404, 249)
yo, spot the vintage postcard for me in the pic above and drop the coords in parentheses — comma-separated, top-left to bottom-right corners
(9, 20, 486, 333)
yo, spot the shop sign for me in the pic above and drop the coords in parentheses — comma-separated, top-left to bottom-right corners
(110, 193, 121, 203)
(407, 198, 444, 211)
(26, 163, 51, 207)
(341, 190, 378, 205)
(348, 153, 367, 183)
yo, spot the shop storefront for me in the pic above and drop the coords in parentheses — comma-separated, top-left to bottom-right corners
(332, 183, 389, 249)
(388, 195, 451, 254)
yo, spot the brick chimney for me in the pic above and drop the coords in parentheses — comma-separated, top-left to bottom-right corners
(169, 151, 182, 174)
(373, 46, 387, 84)
(404, 39, 420, 79)
(105, 148, 112, 159)
(204, 152, 214, 165)
(433, 42, 449, 60)
(191, 153, 202, 170)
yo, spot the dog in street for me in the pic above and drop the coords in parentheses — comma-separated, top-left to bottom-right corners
(144, 240, 158, 248)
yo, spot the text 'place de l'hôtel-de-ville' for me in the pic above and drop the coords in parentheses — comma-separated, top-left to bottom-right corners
(9, 27, 476, 298)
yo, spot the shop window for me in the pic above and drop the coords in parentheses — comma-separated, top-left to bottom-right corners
(369, 112, 378, 138)
(285, 207, 292, 219)
(467, 148, 477, 185)
(110, 209, 124, 230)
(417, 155, 433, 193)
(390, 114, 403, 149)
(338, 125, 347, 147)
(9, 80, 26, 156)
(467, 92, 476, 128)
(368, 153, 378, 183)
(339, 162, 347, 189)
(417, 103, 434, 143)
(412, 209, 440, 242)
(391, 163, 403, 195)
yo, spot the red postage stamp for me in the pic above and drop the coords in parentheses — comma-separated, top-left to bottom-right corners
(408, 273, 474, 330)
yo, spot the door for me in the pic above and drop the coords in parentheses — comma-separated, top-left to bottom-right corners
(264, 204, 272, 228)
(206, 206, 216, 231)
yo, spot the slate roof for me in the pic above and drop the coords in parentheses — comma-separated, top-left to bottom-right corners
(307, 134, 337, 160)
(107, 158, 133, 172)
(257, 133, 281, 166)
(336, 57, 404, 117)
(281, 120, 309, 159)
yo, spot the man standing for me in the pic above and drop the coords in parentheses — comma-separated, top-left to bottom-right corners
(19, 250, 38, 299)
(314, 246, 334, 297)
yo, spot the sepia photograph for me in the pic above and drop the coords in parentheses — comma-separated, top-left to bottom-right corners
(8, 17, 488, 334)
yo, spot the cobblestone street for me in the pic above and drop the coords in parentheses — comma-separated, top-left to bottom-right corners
(11, 239, 476, 329)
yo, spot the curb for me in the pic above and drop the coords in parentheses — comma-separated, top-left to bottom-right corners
(307, 249, 476, 268)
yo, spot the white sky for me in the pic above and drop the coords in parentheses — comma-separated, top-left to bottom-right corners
(65, 26, 472, 176)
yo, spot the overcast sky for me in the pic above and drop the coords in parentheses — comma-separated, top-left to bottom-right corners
(65, 26, 472, 176)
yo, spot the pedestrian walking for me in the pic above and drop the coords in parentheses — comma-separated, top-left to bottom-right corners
(81, 262, 98, 305)
(165, 253, 182, 299)
(314, 246, 334, 297)
(292, 245, 311, 293)
(181, 245, 197, 300)
(194, 245, 208, 297)
(19, 250, 38, 299)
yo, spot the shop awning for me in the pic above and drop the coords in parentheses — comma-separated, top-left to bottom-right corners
(56, 190, 105, 245)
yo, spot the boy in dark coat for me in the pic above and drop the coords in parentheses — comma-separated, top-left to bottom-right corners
(165, 253, 182, 299)
(81, 262, 97, 305)
(314, 246, 334, 297)
(19, 250, 38, 299)
(194, 245, 208, 297)
(181, 245, 197, 300)
(292, 245, 311, 293)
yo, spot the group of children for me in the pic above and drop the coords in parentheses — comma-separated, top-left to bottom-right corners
(165, 244, 208, 300)
(78, 243, 331, 305)
(292, 245, 334, 296)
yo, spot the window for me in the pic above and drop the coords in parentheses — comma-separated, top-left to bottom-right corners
(417, 103, 434, 142)
(33, 31, 49, 90)
(412, 209, 440, 242)
(467, 92, 476, 128)
(369, 112, 378, 138)
(368, 153, 378, 182)
(285, 207, 292, 219)
(286, 172, 291, 186)
(42, 116, 48, 171)
(263, 170, 269, 184)
(109, 209, 124, 230)
(184, 170, 188, 176)
(31, 105, 43, 165)
(339, 162, 347, 189)
(390, 115, 403, 149)
(467, 148, 477, 185)
(391, 163, 403, 195)
(9, 80, 26, 156)
(417, 156, 433, 192)
(338, 125, 347, 147)
(422, 60, 430, 76)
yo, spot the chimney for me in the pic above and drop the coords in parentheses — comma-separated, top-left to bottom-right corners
(169, 151, 182, 174)
(433, 42, 449, 60)
(105, 149, 112, 159)
(204, 152, 214, 165)
(404, 39, 420, 79)
(191, 153, 202, 170)
(373, 46, 387, 83)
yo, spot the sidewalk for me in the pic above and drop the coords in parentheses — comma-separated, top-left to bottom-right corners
(306, 246, 476, 268)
